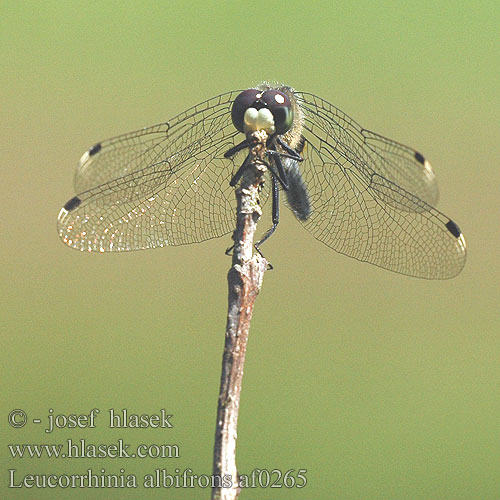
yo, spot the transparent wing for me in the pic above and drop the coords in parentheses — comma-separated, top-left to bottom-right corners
(73, 91, 242, 192)
(296, 92, 439, 208)
(58, 92, 247, 252)
(290, 92, 466, 279)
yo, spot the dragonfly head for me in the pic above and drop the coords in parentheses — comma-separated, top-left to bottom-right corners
(231, 89, 293, 136)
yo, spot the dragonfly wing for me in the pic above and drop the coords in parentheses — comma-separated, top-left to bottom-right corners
(296, 92, 440, 209)
(58, 96, 245, 252)
(73, 91, 242, 192)
(288, 91, 466, 279)
(361, 129, 439, 207)
(294, 136, 466, 279)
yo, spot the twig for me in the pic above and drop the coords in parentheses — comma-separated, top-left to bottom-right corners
(211, 130, 269, 500)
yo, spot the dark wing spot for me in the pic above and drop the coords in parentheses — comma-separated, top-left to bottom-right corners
(89, 143, 102, 156)
(445, 219, 461, 238)
(414, 151, 425, 164)
(63, 196, 82, 211)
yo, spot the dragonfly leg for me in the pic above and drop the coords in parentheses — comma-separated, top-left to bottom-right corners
(267, 147, 289, 190)
(224, 140, 249, 158)
(256, 175, 280, 248)
(229, 153, 252, 187)
(276, 136, 304, 160)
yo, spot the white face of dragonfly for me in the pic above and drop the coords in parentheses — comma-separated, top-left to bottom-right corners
(230, 88, 293, 137)
(243, 107, 276, 135)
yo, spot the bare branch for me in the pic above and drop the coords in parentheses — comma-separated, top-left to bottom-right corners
(211, 131, 269, 500)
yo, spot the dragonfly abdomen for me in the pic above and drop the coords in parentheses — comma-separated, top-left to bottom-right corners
(283, 157, 311, 221)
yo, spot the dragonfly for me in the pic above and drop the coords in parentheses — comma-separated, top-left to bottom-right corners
(57, 82, 467, 279)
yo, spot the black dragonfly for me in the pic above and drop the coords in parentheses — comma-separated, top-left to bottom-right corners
(57, 82, 467, 279)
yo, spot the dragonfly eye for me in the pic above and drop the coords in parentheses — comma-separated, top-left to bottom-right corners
(231, 89, 293, 135)
(260, 90, 293, 135)
(231, 89, 261, 133)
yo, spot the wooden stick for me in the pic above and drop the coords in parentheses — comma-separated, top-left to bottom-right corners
(211, 130, 269, 500)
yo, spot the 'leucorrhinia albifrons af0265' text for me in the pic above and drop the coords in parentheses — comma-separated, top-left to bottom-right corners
(57, 82, 467, 279)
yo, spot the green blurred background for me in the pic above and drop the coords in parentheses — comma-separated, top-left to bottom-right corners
(1, 1, 499, 498)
